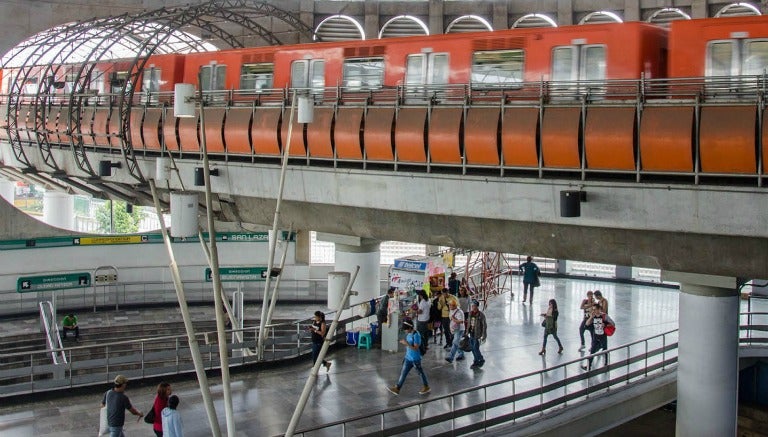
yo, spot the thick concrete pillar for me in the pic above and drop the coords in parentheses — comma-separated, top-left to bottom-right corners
(43, 191, 74, 230)
(556, 259, 568, 275)
(662, 271, 739, 437)
(615, 265, 632, 281)
(317, 233, 381, 305)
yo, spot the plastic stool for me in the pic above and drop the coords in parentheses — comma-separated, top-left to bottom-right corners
(357, 332, 372, 350)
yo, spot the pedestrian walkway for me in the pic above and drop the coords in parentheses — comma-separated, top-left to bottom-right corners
(0, 277, 760, 436)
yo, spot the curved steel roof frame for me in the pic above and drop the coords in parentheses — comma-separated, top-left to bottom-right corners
(2, 0, 315, 184)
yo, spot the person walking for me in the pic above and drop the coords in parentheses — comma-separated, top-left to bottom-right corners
(578, 291, 595, 351)
(101, 375, 143, 437)
(387, 320, 430, 395)
(594, 290, 609, 315)
(61, 313, 79, 341)
(467, 300, 487, 369)
(581, 304, 615, 370)
(160, 395, 183, 437)
(416, 291, 431, 355)
(151, 382, 172, 437)
(310, 311, 332, 371)
(445, 300, 466, 363)
(519, 256, 540, 304)
(437, 289, 458, 348)
(539, 299, 564, 355)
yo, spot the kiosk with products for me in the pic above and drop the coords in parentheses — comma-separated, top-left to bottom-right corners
(381, 256, 448, 352)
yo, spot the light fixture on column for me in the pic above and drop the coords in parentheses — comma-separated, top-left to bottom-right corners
(125, 203, 134, 214)
(98, 160, 122, 177)
(297, 93, 314, 123)
(560, 190, 587, 218)
(194, 167, 219, 186)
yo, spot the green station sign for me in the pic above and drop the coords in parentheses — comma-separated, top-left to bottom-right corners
(17, 272, 92, 293)
(204, 267, 268, 282)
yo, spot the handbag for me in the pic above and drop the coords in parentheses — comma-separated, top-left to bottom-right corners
(459, 335, 472, 352)
(604, 324, 616, 336)
(98, 406, 109, 436)
(144, 405, 155, 424)
(533, 275, 541, 288)
(541, 319, 546, 328)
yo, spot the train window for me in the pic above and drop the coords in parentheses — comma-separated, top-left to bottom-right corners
(471, 50, 524, 86)
(291, 59, 325, 93)
(743, 40, 768, 75)
(142, 67, 161, 93)
(200, 64, 227, 91)
(240, 63, 274, 91)
(551, 45, 605, 82)
(552, 47, 576, 81)
(405, 52, 449, 86)
(23, 76, 38, 94)
(582, 46, 606, 81)
(706, 41, 736, 77)
(109, 71, 130, 94)
(89, 69, 104, 94)
(342, 58, 384, 90)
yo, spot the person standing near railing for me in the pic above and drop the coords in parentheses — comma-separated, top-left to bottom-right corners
(309, 311, 332, 372)
(581, 304, 615, 371)
(61, 313, 79, 341)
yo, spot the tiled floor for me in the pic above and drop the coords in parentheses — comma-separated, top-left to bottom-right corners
(0, 277, 762, 436)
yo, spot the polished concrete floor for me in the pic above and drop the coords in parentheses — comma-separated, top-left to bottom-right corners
(0, 277, 761, 436)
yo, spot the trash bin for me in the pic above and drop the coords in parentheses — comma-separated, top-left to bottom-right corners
(346, 331, 359, 346)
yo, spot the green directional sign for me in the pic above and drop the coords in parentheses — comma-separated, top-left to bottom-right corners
(205, 267, 268, 282)
(17, 272, 92, 293)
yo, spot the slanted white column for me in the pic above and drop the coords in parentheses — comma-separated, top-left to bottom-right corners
(43, 191, 74, 230)
(317, 233, 380, 305)
(662, 271, 739, 437)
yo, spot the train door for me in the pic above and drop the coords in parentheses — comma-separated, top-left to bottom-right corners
(706, 38, 768, 91)
(404, 51, 449, 98)
(290, 59, 325, 96)
(141, 66, 161, 103)
(200, 62, 227, 101)
(551, 43, 606, 96)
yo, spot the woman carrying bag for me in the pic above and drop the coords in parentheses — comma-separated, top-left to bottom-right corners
(539, 299, 564, 355)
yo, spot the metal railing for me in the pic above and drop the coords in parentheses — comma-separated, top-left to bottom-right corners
(289, 312, 768, 436)
(38, 301, 66, 365)
(0, 298, 380, 397)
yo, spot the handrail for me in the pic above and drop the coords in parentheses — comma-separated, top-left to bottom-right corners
(38, 301, 66, 365)
(289, 311, 768, 436)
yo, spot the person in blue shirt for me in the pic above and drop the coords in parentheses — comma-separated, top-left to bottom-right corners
(387, 320, 430, 395)
(519, 256, 540, 304)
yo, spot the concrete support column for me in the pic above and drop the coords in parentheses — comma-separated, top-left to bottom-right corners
(43, 191, 74, 230)
(492, 1, 508, 30)
(299, 0, 315, 43)
(555, 259, 568, 275)
(557, 0, 574, 25)
(294, 230, 311, 265)
(317, 233, 381, 305)
(364, 0, 380, 40)
(429, 0, 444, 35)
(691, 0, 708, 18)
(334, 240, 380, 305)
(662, 271, 739, 437)
(623, 0, 640, 22)
(0, 179, 15, 203)
(615, 265, 632, 281)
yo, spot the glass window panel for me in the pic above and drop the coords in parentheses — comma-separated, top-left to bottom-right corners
(582, 46, 606, 81)
(707, 42, 734, 77)
(200, 65, 212, 91)
(430, 53, 449, 84)
(405, 54, 424, 85)
(240, 63, 274, 91)
(142, 68, 161, 93)
(744, 40, 768, 75)
(342, 58, 384, 90)
(291, 60, 307, 88)
(471, 50, 524, 85)
(213, 65, 226, 90)
(552, 47, 574, 81)
(310, 60, 325, 90)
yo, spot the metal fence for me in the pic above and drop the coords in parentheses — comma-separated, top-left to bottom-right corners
(289, 312, 768, 437)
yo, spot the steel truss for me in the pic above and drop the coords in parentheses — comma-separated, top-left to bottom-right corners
(2, 0, 315, 186)
(461, 251, 515, 310)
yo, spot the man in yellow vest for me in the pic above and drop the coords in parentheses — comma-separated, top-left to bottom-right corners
(437, 289, 458, 348)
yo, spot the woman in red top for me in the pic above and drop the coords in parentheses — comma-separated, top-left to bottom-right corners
(152, 382, 172, 436)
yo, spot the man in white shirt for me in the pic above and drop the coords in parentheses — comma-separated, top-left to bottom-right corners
(416, 291, 431, 355)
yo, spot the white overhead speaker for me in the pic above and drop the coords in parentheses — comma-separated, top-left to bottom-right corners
(297, 95, 314, 123)
(327, 271, 351, 310)
(174, 83, 196, 118)
(170, 191, 198, 238)
(155, 157, 169, 182)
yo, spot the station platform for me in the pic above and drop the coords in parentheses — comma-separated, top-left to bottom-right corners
(0, 277, 760, 436)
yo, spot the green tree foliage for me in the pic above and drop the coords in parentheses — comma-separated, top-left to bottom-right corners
(94, 200, 144, 234)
